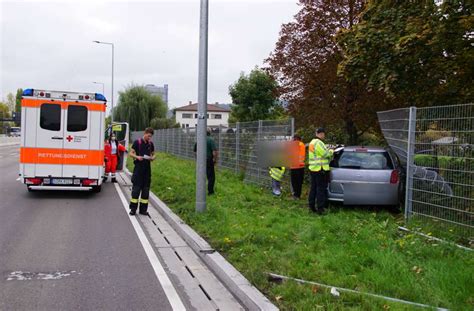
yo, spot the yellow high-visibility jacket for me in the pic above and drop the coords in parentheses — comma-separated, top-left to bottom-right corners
(269, 167, 285, 181)
(308, 138, 333, 172)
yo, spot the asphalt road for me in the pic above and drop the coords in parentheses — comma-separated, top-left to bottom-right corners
(0, 144, 173, 310)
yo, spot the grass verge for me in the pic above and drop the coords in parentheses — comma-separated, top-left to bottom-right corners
(129, 153, 473, 310)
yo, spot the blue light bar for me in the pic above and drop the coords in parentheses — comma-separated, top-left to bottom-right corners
(95, 93, 107, 101)
(22, 88, 34, 96)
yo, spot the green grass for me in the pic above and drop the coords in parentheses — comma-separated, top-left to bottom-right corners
(128, 153, 474, 310)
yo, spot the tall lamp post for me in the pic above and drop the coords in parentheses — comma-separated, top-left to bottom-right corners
(92, 81, 105, 95)
(93, 40, 114, 122)
(195, 0, 209, 213)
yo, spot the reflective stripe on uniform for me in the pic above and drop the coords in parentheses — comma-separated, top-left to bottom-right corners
(130, 198, 139, 203)
(269, 167, 285, 181)
(139, 199, 149, 204)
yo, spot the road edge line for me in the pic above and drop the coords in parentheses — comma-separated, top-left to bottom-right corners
(113, 183, 186, 311)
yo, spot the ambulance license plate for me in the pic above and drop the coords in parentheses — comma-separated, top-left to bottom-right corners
(52, 179, 73, 185)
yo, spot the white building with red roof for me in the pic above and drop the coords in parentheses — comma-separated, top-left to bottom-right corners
(174, 101, 231, 128)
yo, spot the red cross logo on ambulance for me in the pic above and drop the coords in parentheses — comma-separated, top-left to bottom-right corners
(66, 135, 74, 142)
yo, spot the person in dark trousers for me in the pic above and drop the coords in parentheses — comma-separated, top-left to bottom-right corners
(129, 127, 155, 216)
(194, 129, 218, 195)
(308, 128, 333, 214)
(290, 134, 306, 199)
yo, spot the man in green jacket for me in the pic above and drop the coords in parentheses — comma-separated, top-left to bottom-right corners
(194, 129, 218, 195)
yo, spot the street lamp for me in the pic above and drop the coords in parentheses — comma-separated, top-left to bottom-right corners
(93, 40, 114, 122)
(92, 81, 105, 95)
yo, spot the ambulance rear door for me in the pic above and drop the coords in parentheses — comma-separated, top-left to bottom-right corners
(62, 103, 91, 179)
(35, 102, 65, 177)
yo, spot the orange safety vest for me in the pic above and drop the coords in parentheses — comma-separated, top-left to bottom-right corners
(290, 141, 306, 169)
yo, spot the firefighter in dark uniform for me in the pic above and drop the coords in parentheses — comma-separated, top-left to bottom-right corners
(129, 127, 155, 216)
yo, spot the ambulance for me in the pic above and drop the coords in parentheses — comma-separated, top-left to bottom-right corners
(19, 88, 128, 192)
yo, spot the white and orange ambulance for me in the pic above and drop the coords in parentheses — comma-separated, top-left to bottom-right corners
(19, 88, 113, 192)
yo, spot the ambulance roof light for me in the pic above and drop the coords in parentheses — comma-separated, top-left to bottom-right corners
(23, 89, 34, 96)
(95, 93, 107, 101)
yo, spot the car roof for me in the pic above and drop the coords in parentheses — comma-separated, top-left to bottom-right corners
(343, 146, 388, 152)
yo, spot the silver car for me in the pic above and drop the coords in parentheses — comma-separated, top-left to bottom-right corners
(328, 146, 402, 206)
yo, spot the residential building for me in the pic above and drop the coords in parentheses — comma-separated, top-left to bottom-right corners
(175, 101, 231, 128)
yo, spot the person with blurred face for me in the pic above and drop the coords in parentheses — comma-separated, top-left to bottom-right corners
(128, 127, 155, 216)
(290, 134, 306, 199)
(104, 133, 126, 183)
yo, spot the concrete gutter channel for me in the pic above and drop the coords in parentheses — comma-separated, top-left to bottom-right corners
(119, 171, 278, 311)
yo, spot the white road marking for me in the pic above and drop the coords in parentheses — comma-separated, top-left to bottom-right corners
(7, 271, 77, 281)
(114, 183, 186, 311)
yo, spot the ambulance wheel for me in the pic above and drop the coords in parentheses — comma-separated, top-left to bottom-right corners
(92, 185, 102, 193)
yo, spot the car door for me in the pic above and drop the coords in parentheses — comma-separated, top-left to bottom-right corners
(35, 102, 64, 177)
(106, 122, 129, 171)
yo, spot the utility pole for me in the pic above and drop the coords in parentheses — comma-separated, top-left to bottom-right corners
(195, 0, 209, 213)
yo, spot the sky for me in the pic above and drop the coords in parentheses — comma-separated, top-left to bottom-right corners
(0, 0, 300, 115)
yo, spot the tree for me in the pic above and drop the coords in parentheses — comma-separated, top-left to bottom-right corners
(228, 68, 281, 122)
(105, 116, 112, 129)
(0, 102, 11, 134)
(266, 0, 397, 145)
(15, 88, 23, 113)
(150, 118, 180, 129)
(337, 0, 473, 106)
(113, 85, 167, 131)
(0, 102, 10, 118)
(6, 93, 15, 112)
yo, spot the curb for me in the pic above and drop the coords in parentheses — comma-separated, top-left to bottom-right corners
(124, 169, 278, 311)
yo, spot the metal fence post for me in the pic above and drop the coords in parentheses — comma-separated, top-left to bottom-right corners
(165, 129, 168, 153)
(218, 124, 222, 168)
(404, 106, 417, 221)
(185, 127, 190, 158)
(291, 117, 295, 138)
(257, 120, 262, 180)
(236, 122, 240, 173)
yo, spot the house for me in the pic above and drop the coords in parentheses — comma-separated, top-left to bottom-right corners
(175, 101, 231, 128)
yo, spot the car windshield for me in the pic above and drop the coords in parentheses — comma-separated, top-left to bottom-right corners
(337, 151, 394, 170)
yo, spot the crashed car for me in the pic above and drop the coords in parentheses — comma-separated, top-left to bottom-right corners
(328, 146, 403, 206)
